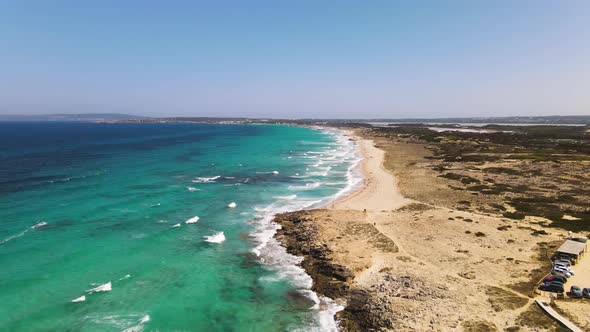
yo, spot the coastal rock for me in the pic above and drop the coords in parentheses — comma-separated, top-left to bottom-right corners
(274, 210, 354, 300)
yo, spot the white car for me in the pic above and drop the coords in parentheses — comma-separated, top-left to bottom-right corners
(553, 267, 573, 277)
(553, 263, 575, 274)
(554, 260, 572, 267)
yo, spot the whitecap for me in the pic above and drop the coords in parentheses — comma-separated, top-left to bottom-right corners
(227, 202, 237, 208)
(288, 182, 322, 190)
(118, 274, 131, 281)
(185, 216, 200, 224)
(186, 186, 199, 192)
(204, 232, 225, 243)
(71, 295, 86, 303)
(171, 223, 181, 228)
(31, 221, 47, 229)
(192, 175, 220, 183)
(272, 195, 297, 200)
(86, 281, 112, 293)
(122, 314, 150, 332)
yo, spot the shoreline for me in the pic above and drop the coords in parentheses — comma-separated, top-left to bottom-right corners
(327, 131, 409, 211)
(273, 126, 574, 331)
(274, 129, 411, 330)
(249, 126, 363, 331)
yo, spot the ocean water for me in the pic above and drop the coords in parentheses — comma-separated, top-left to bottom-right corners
(0, 122, 361, 331)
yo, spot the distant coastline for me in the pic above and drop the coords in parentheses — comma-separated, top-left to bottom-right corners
(2, 113, 589, 126)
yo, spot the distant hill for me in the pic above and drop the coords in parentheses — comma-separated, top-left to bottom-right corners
(2, 114, 588, 125)
(0, 113, 147, 122)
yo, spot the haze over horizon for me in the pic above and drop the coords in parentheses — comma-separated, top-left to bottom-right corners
(1, 1, 588, 118)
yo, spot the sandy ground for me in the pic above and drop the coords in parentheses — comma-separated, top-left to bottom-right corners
(329, 139, 410, 211)
(284, 132, 583, 331)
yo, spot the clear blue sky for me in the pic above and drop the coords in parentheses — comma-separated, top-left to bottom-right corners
(1, 0, 588, 118)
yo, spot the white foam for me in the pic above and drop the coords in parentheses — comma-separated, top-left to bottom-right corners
(86, 281, 112, 293)
(118, 274, 131, 281)
(255, 171, 279, 175)
(246, 127, 362, 332)
(288, 182, 322, 190)
(122, 314, 150, 332)
(204, 232, 225, 243)
(186, 186, 200, 191)
(149, 203, 160, 207)
(31, 221, 47, 229)
(71, 295, 86, 303)
(0, 228, 30, 244)
(192, 175, 220, 183)
(227, 202, 237, 208)
(171, 223, 181, 228)
(272, 195, 297, 200)
(185, 216, 200, 224)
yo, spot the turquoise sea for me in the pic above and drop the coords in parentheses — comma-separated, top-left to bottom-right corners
(0, 122, 360, 331)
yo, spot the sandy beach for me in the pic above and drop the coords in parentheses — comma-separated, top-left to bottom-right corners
(274, 128, 588, 331)
(328, 138, 410, 211)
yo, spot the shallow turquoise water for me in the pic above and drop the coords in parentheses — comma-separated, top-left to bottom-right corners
(0, 122, 360, 331)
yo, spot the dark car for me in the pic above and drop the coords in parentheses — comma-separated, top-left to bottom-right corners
(539, 284, 564, 293)
(555, 254, 575, 262)
(583, 288, 590, 298)
(568, 285, 583, 298)
(551, 271, 570, 279)
(543, 281, 564, 287)
(571, 237, 588, 243)
(544, 275, 567, 284)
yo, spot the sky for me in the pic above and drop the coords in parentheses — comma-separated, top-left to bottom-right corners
(0, 0, 588, 119)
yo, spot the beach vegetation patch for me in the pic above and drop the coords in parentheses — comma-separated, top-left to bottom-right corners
(461, 319, 499, 332)
(503, 211, 526, 220)
(515, 305, 569, 331)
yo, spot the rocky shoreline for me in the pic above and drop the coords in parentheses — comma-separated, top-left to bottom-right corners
(274, 210, 401, 331)
(273, 211, 352, 299)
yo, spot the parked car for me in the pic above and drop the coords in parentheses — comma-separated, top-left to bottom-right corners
(551, 271, 570, 279)
(571, 237, 588, 243)
(539, 284, 564, 293)
(553, 263, 575, 274)
(552, 267, 572, 279)
(543, 281, 565, 287)
(553, 267, 573, 277)
(554, 254, 575, 262)
(544, 275, 567, 284)
(553, 260, 572, 267)
(582, 288, 590, 298)
(568, 286, 583, 298)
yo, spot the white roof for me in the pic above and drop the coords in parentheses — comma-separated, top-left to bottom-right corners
(556, 240, 586, 256)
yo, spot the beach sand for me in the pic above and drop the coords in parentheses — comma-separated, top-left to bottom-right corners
(274, 130, 575, 331)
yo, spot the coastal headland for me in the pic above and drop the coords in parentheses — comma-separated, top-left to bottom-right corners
(274, 124, 590, 331)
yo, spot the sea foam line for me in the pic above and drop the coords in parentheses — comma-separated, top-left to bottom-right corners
(1, 220, 49, 245)
(249, 127, 361, 332)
